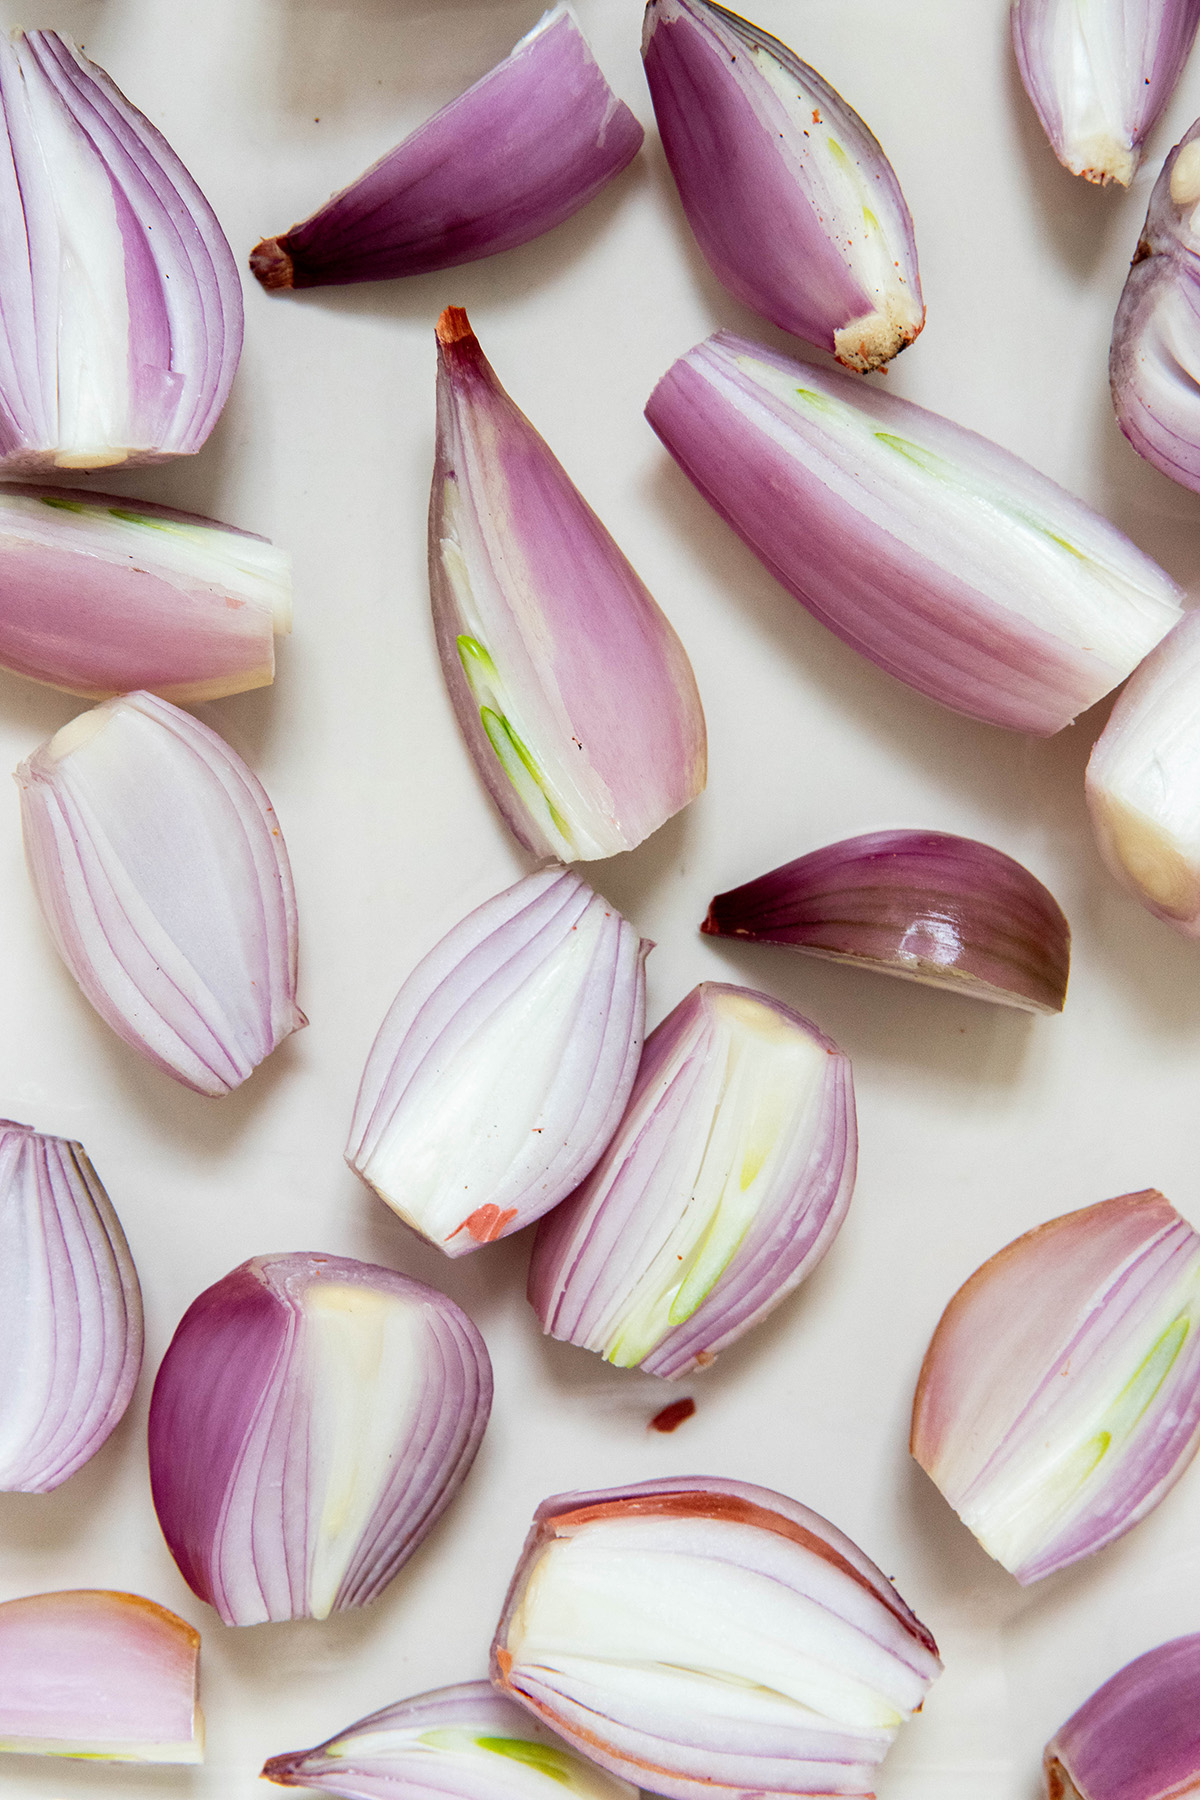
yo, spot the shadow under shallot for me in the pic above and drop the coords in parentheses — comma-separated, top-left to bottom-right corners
(1095, 370, 1200, 600)
(0, 1757, 197, 1800)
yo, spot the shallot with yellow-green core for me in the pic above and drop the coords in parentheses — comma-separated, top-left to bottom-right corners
(262, 1680, 638, 1800)
(642, 0, 922, 371)
(0, 1590, 201, 1763)
(432, 307, 706, 861)
(347, 867, 648, 1255)
(147, 1252, 492, 1626)
(491, 1476, 941, 1800)
(1043, 1633, 1200, 1800)
(528, 982, 855, 1378)
(911, 1190, 1200, 1584)
(703, 831, 1070, 1013)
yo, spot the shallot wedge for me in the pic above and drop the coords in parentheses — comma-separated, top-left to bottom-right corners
(529, 982, 855, 1378)
(0, 1590, 201, 1762)
(492, 1476, 941, 1800)
(912, 1190, 1200, 1584)
(17, 692, 304, 1097)
(642, 0, 922, 371)
(0, 33, 241, 472)
(433, 308, 706, 860)
(645, 333, 1182, 734)
(250, 6, 642, 291)
(1012, 0, 1200, 187)
(347, 867, 648, 1256)
(0, 486, 290, 701)
(0, 1119, 142, 1493)
(1044, 1634, 1200, 1800)
(148, 1253, 492, 1626)
(703, 831, 1071, 1013)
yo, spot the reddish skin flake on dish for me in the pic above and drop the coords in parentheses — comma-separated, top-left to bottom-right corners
(649, 1397, 696, 1432)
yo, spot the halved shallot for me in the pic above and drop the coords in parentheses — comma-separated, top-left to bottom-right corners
(1044, 1634, 1200, 1800)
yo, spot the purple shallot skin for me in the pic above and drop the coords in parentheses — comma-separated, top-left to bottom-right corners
(1044, 1633, 1200, 1800)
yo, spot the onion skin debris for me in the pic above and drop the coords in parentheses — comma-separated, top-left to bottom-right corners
(147, 1252, 493, 1626)
(249, 5, 642, 291)
(262, 1678, 638, 1800)
(347, 867, 649, 1256)
(0, 1590, 201, 1762)
(0, 32, 241, 472)
(491, 1475, 941, 1800)
(1012, 0, 1200, 187)
(17, 691, 304, 1097)
(0, 1119, 142, 1494)
(1043, 1633, 1200, 1800)
(645, 332, 1182, 735)
(529, 981, 856, 1378)
(642, 0, 923, 372)
(0, 486, 290, 701)
(912, 1189, 1200, 1585)
(703, 830, 1070, 1014)
(1110, 118, 1200, 495)
(432, 306, 706, 861)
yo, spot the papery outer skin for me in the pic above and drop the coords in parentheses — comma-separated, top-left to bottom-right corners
(0, 32, 241, 472)
(0, 487, 290, 701)
(1086, 607, 1200, 932)
(0, 1590, 201, 1762)
(1043, 1634, 1200, 1800)
(645, 333, 1182, 735)
(642, 0, 923, 372)
(432, 309, 706, 861)
(1012, 0, 1200, 186)
(249, 6, 642, 291)
(17, 691, 304, 1097)
(911, 1190, 1200, 1585)
(262, 1678, 639, 1800)
(528, 981, 856, 1379)
(346, 867, 649, 1257)
(702, 831, 1071, 1014)
(491, 1475, 941, 1800)
(147, 1252, 493, 1626)
(1110, 118, 1200, 493)
(0, 1120, 142, 1493)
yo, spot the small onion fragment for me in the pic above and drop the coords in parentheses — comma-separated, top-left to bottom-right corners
(1044, 1634, 1200, 1800)
(1012, 0, 1200, 187)
(17, 691, 304, 1097)
(262, 1679, 638, 1800)
(642, 0, 922, 372)
(1110, 119, 1200, 494)
(529, 981, 855, 1378)
(911, 1190, 1200, 1585)
(250, 6, 642, 291)
(0, 1119, 142, 1493)
(148, 1252, 492, 1626)
(492, 1475, 941, 1800)
(0, 1590, 201, 1762)
(433, 308, 706, 861)
(0, 486, 290, 701)
(703, 831, 1070, 1014)
(347, 867, 648, 1257)
(645, 334, 1182, 734)
(0, 32, 241, 472)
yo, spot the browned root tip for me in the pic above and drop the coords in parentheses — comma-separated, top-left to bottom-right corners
(436, 305, 475, 347)
(699, 904, 720, 935)
(249, 238, 295, 291)
(260, 1755, 302, 1786)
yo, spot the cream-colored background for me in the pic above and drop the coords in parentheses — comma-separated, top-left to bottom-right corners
(1, 1, 1199, 1794)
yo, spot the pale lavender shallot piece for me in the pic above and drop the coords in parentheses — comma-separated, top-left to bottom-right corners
(1044, 1633, 1200, 1800)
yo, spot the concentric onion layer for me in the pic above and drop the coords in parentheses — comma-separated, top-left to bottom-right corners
(1044, 1633, 1200, 1800)
(645, 332, 1182, 734)
(529, 982, 856, 1378)
(17, 690, 304, 1096)
(250, 5, 642, 289)
(912, 1190, 1200, 1584)
(147, 1252, 493, 1626)
(703, 830, 1070, 1013)
(642, 0, 922, 370)
(0, 1590, 201, 1762)
(262, 1679, 638, 1800)
(492, 1476, 941, 1800)
(347, 867, 648, 1256)
(0, 1119, 142, 1493)
(0, 31, 241, 471)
